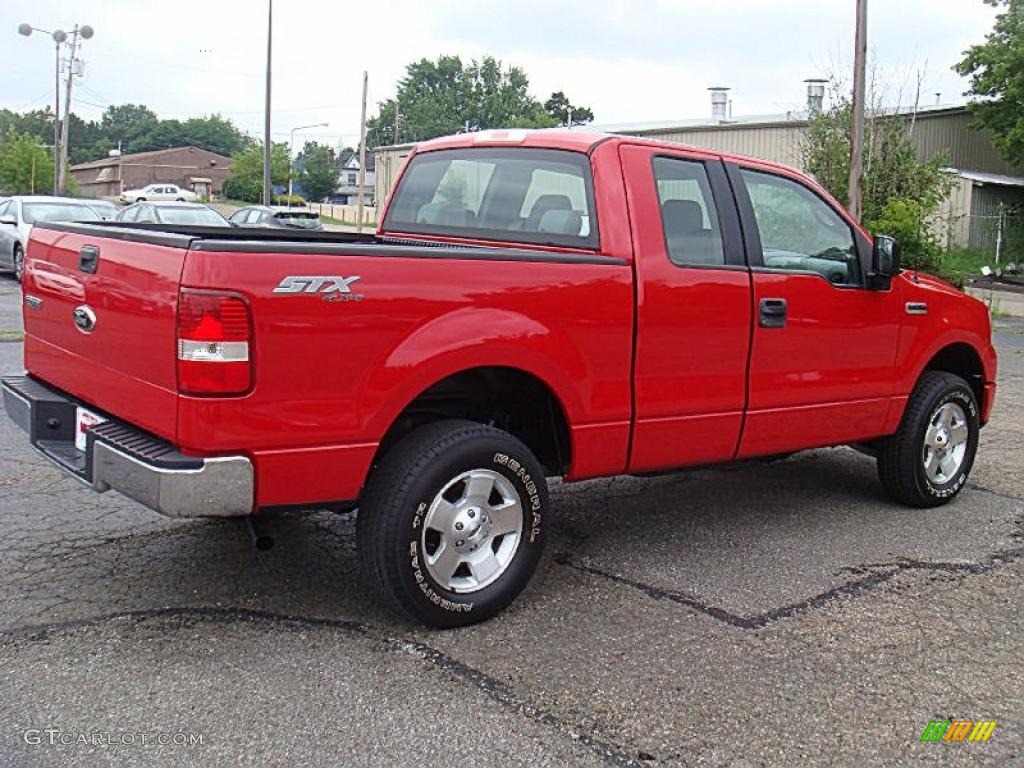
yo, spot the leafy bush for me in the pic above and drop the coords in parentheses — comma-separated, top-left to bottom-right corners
(273, 193, 306, 206)
(221, 176, 262, 203)
(868, 198, 962, 286)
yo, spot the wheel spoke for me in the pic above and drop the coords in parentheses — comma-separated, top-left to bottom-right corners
(488, 499, 522, 536)
(938, 451, 959, 480)
(427, 542, 462, 585)
(924, 423, 940, 449)
(469, 550, 501, 583)
(425, 498, 458, 531)
(941, 405, 956, 430)
(463, 471, 496, 504)
(949, 422, 968, 447)
(924, 450, 941, 480)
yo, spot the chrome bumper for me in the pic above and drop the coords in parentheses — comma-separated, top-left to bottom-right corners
(2, 375, 253, 518)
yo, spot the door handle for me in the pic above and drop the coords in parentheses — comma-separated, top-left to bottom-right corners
(79, 244, 99, 274)
(759, 297, 787, 328)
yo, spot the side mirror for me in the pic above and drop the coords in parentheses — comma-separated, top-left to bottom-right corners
(869, 235, 900, 288)
(0, 216, 16, 226)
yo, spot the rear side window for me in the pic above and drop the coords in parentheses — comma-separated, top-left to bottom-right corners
(652, 157, 725, 267)
(384, 148, 598, 249)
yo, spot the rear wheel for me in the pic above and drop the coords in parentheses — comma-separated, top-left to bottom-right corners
(12, 244, 24, 283)
(176, 197, 185, 202)
(136, 197, 146, 202)
(877, 371, 979, 507)
(357, 420, 549, 627)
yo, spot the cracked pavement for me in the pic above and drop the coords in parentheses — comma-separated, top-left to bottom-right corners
(0, 281, 1021, 766)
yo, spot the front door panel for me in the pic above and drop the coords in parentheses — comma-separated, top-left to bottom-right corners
(621, 145, 753, 472)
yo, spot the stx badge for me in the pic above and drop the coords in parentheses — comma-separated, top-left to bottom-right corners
(273, 276, 362, 294)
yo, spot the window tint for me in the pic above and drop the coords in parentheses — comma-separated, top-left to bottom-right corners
(0, 201, 11, 217)
(22, 202, 101, 224)
(384, 148, 598, 248)
(246, 209, 264, 224)
(228, 209, 247, 224)
(739, 169, 860, 286)
(652, 157, 725, 266)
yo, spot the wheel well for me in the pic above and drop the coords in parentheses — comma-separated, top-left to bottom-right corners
(924, 343, 985, 410)
(374, 367, 571, 476)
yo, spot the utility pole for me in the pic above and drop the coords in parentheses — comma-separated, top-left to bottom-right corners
(356, 70, 369, 233)
(847, 0, 868, 221)
(58, 24, 93, 195)
(53, 37, 62, 194)
(263, 0, 273, 205)
(393, 101, 400, 144)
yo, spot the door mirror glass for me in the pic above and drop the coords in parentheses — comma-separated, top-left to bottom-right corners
(871, 235, 900, 286)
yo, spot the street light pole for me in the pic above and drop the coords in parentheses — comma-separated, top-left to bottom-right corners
(18, 24, 68, 195)
(848, 0, 868, 221)
(288, 122, 329, 205)
(263, 0, 273, 205)
(57, 23, 93, 195)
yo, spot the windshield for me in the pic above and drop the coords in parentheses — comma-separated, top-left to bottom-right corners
(383, 147, 598, 249)
(274, 212, 321, 229)
(157, 207, 227, 226)
(22, 203, 102, 225)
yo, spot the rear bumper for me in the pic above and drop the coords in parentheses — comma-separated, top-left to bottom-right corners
(2, 375, 253, 518)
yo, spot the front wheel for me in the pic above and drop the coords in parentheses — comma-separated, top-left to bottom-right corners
(357, 420, 549, 627)
(12, 244, 24, 283)
(877, 371, 979, 507)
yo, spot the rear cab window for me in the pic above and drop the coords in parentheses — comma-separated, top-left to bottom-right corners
(383, 148, 599, 249)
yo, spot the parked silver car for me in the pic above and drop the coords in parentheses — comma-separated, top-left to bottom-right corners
(116, 201, 229, 226)
(0, 196, 102, 282)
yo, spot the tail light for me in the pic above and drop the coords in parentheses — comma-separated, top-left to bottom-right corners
(176, 289, 253, 396)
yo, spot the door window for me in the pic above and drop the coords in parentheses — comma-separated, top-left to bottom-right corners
(653, 157, 725, 266)
(739, 169, 861, 286)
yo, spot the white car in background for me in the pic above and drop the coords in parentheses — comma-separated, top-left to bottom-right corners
(119, 183, 198, 204)
(0, 196, 103, 282)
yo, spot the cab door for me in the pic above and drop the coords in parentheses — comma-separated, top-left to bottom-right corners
(620, 144, 753, 472)
(728, 163, 902, 457)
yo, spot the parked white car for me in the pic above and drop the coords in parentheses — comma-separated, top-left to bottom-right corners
(119, 183, 198, 204)
(0, 196, 103, 282)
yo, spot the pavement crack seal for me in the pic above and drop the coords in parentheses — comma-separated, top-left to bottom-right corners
(0, 605, 647, 768)
(556, 544, 1024, 630)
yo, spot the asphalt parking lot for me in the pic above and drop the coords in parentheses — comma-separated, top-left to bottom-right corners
(0, 279, 1020, 767)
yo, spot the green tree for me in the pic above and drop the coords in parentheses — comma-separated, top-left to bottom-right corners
(544, 91, 594, 127)
(223, 141, 290, 202)
(802, 88, 956, 279)
(99, 104, 158, 149)
(366, 55, 560, 147)
(296, 142, 339, 202)
(0, 129, 54, 195)
(955, 0, 1024, 165)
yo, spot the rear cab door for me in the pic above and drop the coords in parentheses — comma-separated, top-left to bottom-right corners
(620, 143, 753, 471)
(727, 161, 902, 457)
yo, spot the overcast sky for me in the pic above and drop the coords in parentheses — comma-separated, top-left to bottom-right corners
(0, 0, 999, 149)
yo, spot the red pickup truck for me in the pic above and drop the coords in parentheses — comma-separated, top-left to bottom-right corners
(2, 130, 997, 627)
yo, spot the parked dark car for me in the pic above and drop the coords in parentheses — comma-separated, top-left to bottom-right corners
(227, 205, 323, 231)
(85, 200, 120, 221)
(116, 202, 229, 227)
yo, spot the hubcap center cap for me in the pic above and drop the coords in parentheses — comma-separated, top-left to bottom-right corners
(453, 507, 491, 552)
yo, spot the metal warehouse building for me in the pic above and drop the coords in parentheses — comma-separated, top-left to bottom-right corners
(373, 93, 1024, 251)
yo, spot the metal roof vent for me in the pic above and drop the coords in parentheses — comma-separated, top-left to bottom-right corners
(805, 78, 827, 114)
(708, 86, 730, 122)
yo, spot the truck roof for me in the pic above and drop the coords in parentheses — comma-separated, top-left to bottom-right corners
(413, 128, 795, 175)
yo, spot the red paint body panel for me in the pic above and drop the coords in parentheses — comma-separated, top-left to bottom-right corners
(21, 228, 184, 439)
(18, 131, 997, 511)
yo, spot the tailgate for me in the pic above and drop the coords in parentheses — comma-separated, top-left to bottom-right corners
(21, 223, 191, 442)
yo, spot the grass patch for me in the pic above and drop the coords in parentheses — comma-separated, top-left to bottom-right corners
(320, 214, 376, 228)
(0, 328, 24, 342)
(943, 248, 993, 277)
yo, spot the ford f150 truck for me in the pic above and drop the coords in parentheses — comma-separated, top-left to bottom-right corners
(2, 130, 997, 627)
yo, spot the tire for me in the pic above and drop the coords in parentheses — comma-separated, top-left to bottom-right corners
(877, 371, 979, 507)
(12, 244, 24, 283)
(176, 198, 185, 202)
(357, 420, 549, 628)
(136, 197, 146, 202)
